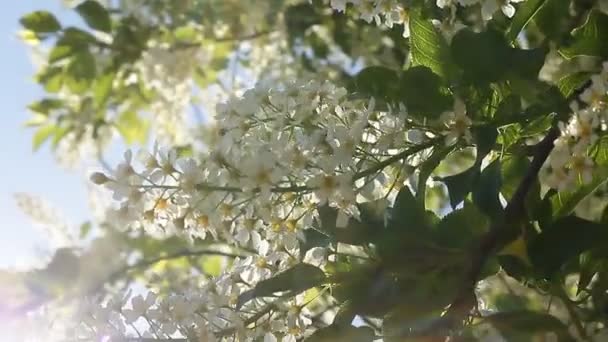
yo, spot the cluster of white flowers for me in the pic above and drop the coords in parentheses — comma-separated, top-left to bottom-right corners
(328, 0, 411, 37)
(55, 270, 323, 342)
(94, 79, 425, 241)
(437, 0, 525, 21)
(137, 42, 209, 145)
(541, 62, 608, 191)
(77, 78, 477, 340)
(327, 0, 526, 36)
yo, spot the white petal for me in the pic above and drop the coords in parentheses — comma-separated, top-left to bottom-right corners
(501, 4, 516, 18)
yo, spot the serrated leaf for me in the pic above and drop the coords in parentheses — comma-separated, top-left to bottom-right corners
(27, 98, 64, 115)
(494, 96, 523, 126)
(556, 72, 591, 98)
(32, 124, 57, 151)
(440, 166, 479, 208)
(473, 159, 503, 219)
(116, 111, 148, 144)
(49, 44, 74, 63)
(400, 66, 452, 119)
(20, 11, 61, 33)
(299, 228, 331, 259)
(60, 27, 97, 48)
(391, 186, 432, 234)
(549, 167, 608, 219)
(316, 205, 375, 245)
(534, 0, 571, 40)
(75, 0, 112, 33)
(451, 29, 510, 84)
(528, 216, 608, 277)
(508, 46, 548, 81)
(51, 125, 71, 149)
(434, 203, 489, 250)
(577, 252, 599, 295)
(507, 0, 547, 41)
(417, 145, 454, 207)
(409, 8, 453, 78)
(560, 10, 608, 59)
(472, 124, 498, 161)
(350, 66, 400, 103)
(93, 71, 115, 107)
(501, 155, 530, 201)
(65, 50, 96, 93)
(236, 263, 325, 309)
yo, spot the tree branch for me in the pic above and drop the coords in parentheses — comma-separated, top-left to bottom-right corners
(447, 126, 560, 323)
(89, 249, 246, 295)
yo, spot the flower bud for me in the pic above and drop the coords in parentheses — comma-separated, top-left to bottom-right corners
(90, 172, 110, 185)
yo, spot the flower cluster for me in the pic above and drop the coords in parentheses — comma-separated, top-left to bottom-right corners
(328, 0, 411, 37)
(58, 269, 323, 342)
(541, 62, 608, 191)
(327, 0, 527, 36)
(81, 78, 458, 340)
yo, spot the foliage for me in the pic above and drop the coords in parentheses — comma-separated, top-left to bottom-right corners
(7, 0, 608, 341)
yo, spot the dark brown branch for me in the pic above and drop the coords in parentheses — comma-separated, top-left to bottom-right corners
(446, 126, 560, 324)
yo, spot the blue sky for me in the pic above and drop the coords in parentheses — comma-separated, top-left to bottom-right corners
(0, 1, 90, 268)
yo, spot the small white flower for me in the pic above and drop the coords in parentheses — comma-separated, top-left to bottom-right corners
(481, 0, 524, 21)
(122, 292, 157, 324)
(441, 98, 472, 145)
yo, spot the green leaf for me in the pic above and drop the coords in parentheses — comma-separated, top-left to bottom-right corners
(65, 50, 96, 93)
(472, 124, 498, 161)
(494, 95, 522, 124)
(451, 29, 510, 84)
(549, 167, 608, 219)
(484, 311, 574, 341)
(49, 44, 74, 63)
(434, 203, 489, 250)
(315, 205, 374, 245)
(305, 325, 375, 342)
(440, 166, 479, 208)
(116, 111, 148, 144)
(507, 0, 547, 41)
(174, 25, 199, 43)
(400, 66, 452, 119)
(60, 27, 97, 48)
(51, 125, 71, 149)
(533, 0, 571, 40)
(417, 145, 454, 207)
(391, 186, 432, 234)
(350, 66, 400, 103)
(236, 263, 325, 308)
(20, 11, 61, 33)
(79, 222, 92, 239)
(577, 252, 600, 295)
(560, 10, 608, 59)
(93, 72, 115, 107)
(27, 98, 64, 115)
(75, 0, 112, 33)
(556, 72, 591, 98)
(508, 46, 548, 81)
(473, 159, 503, 219)
(299, 228, 331, 259)
(501, 155, 530, 201)
(409, 8, 453, 78)
(528, 216, 608, 277)
(32, 124, 57, 151)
